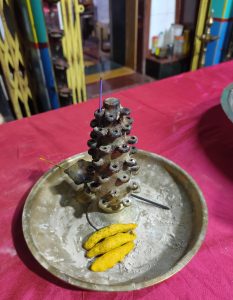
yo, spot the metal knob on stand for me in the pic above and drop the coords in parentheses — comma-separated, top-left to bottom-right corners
(197, 10, 219, 68)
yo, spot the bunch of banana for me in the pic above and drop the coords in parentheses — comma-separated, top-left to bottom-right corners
(83, 223, 137, 272)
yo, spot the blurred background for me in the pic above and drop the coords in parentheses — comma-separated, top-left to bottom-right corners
(0, 0, 232, 122)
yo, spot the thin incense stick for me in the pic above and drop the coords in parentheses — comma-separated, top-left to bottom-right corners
(131, 193, 170, 210)
(99, 76, 103, 111)
(39, 156, 64, 169)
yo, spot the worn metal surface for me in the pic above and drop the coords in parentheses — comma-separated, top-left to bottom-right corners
(221, 83, 233, 123)
(65, 97, 140, 213)
(22, 150, 208, 291)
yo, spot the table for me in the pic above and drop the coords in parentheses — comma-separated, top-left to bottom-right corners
(1, 61, 233, 299)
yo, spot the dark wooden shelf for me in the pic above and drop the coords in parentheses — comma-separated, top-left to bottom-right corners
(146, 53, 190, 80)
(146, 53, 187, 64)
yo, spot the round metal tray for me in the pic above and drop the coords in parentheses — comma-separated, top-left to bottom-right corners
(221, 83, 233, 123)
(22, 150, 207, 291)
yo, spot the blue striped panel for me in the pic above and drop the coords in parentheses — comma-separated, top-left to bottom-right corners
(205, 21, 229, 66)
(40, 48, 60, 109)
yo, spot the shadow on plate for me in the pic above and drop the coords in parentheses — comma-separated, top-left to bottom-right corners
(52, 180, 87, 219)
(11, 186, 82, 291)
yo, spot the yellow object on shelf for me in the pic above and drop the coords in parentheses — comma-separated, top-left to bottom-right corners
(183, 30, 190, 55)
(90, 241, 135, 272)
(86, 232, 136, 258)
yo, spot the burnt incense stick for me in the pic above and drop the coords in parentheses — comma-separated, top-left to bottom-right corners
(131, 194, 170, 210)
(39, 156, 64, 170)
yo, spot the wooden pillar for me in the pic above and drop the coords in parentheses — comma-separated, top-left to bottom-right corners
(137, 0, 151, 74)
(125, 0, 139, 70)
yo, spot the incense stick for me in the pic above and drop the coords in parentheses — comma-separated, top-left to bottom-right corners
(99, 76, 103, 112)
(131, 193, 170, 210)
(39, 156, 64, 169)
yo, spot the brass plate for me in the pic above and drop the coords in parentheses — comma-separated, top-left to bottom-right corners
(22, 150, 208, 291)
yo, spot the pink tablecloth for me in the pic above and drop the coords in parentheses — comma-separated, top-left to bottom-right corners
(1, 62, 233, 299)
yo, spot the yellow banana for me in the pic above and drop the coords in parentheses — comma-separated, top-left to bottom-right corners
(90, 241, 135, 272)
(83, 223, 137, 250)
(86, 232, 136, 258)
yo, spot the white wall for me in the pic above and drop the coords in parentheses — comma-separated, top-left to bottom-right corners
(93, 0, 110, 25)
(149, 0, 176, 49)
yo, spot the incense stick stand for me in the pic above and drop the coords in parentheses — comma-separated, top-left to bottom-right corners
(65, 97, 140, 213)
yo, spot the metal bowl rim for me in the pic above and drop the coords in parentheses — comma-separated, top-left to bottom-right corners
(22, 150, 208, 291)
